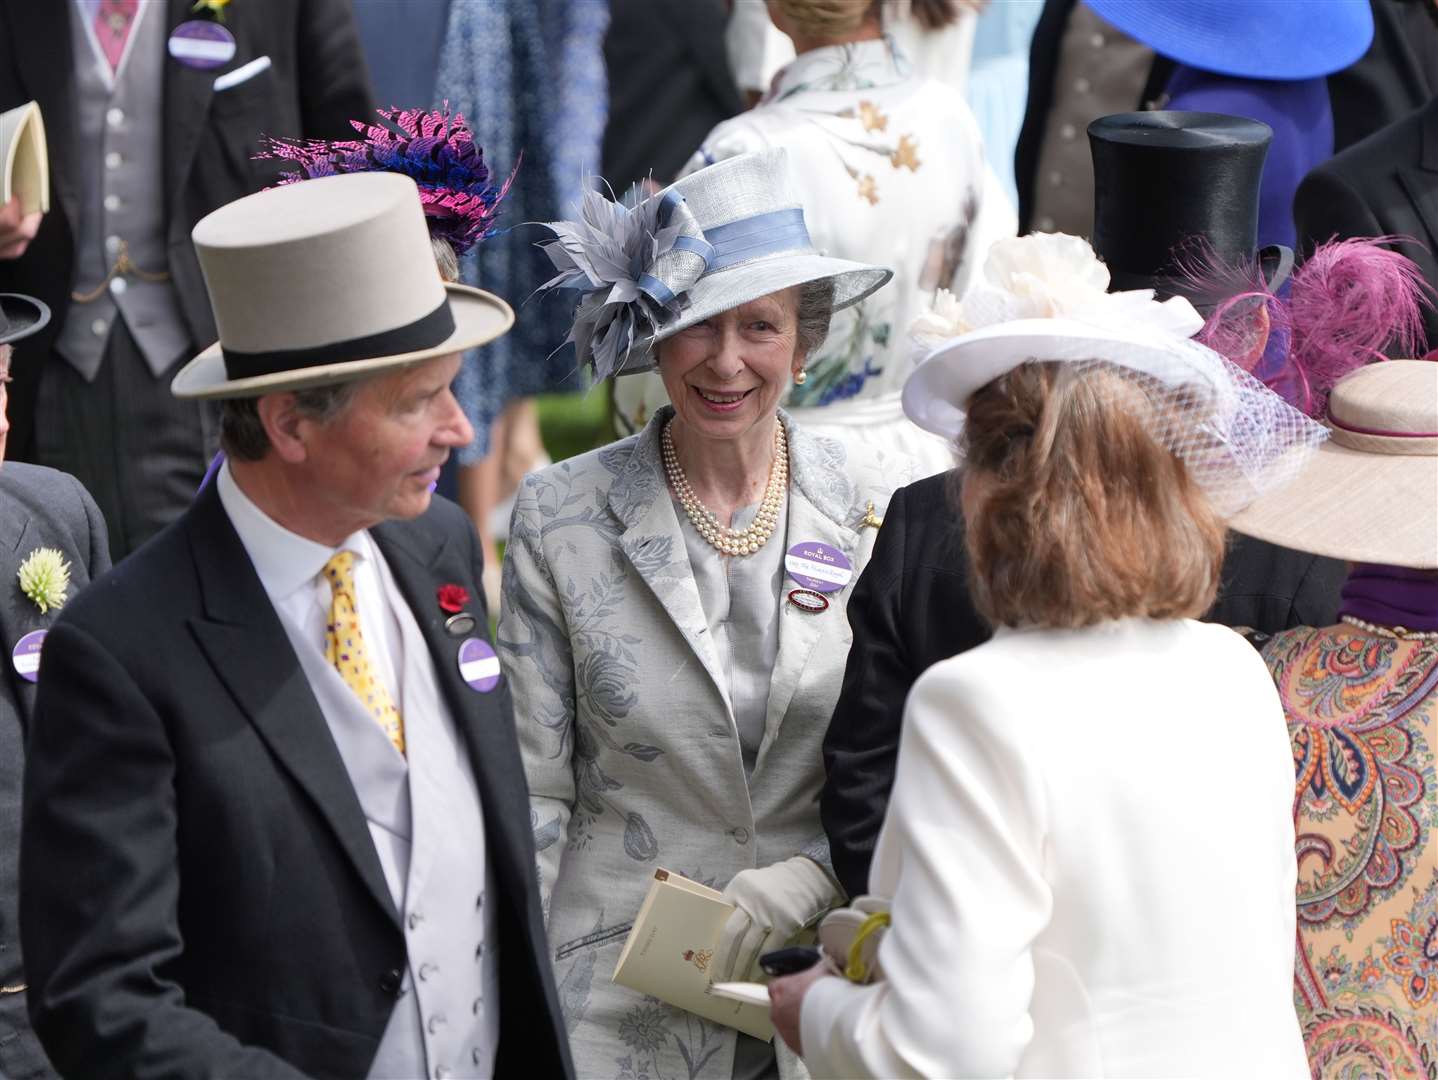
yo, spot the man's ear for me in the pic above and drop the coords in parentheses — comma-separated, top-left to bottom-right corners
(256, 393, 310, 465)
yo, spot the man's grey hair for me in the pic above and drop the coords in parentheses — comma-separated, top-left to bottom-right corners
(219, 381, 361, 462)
(795, 279, 836, 360)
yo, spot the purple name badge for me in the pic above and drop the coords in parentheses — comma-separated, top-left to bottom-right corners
(11, 629, 46, 683)
(457, 638, 501, 693)
(785, 541, 853, 593)
(168, 21, 237, 69)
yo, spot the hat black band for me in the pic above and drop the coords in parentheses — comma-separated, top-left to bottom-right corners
(221, 298, 456, 381)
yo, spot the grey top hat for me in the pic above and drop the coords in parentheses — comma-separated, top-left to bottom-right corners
(0, 292, 50, 347)
(537, 147, 892, 379)
(171, 172, 514, 400)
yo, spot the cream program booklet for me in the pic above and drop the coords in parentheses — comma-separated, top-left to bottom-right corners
(0, 101, 49, 216)
(613, 868, 775, 1041)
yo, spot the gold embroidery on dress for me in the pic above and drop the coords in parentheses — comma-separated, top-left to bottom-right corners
(891, 134, 921, 172)
(857, 100, 888, 133)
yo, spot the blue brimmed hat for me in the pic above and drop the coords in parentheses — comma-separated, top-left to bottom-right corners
(1083, 0, 1373, 81)
(536, 148, 892, 380)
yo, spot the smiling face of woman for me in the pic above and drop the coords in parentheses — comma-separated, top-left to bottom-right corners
(656, 288, 802, 444)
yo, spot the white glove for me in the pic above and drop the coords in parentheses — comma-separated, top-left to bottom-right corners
(713, 856, 844, 982)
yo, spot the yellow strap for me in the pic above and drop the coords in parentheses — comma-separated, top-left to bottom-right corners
(843, 911, 891, 983)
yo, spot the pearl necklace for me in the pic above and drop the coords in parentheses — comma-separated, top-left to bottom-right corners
(1339, 615, 1438, 641)
(662, 419, 788, 557)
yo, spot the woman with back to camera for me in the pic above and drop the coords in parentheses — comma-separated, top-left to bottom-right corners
(767, 233, 1320, 1077)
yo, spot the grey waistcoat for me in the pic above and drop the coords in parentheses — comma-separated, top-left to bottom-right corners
(277, 552, 500, 1080)
(57, 4, 191, 381)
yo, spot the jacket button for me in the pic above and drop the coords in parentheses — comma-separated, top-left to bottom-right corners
(379, 968, 403, 996)
(731, 827, 750, 844)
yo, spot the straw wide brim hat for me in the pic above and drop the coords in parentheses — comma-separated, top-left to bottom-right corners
(0, 292, 50, 346)
(1230, 360, 1438, 569)
(901, 315, 1220, 442)
(172, 172, 513, 400)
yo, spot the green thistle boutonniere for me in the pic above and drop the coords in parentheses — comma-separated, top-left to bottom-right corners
(18, 548, 71, 615)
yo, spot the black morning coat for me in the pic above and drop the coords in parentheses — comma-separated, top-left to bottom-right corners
(0, 0, 375, 461)
(0, 463, 110, 1080)
(20, 483, 576, 1080)
(821, 469, 1349, 900)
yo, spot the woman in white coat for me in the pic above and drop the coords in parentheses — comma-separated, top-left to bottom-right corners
(767, 234, 1319, 1077)
(502, 149, 904, 1080)
(616, 0, 1015, 477)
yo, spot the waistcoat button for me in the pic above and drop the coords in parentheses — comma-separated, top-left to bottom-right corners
(378, 968, 402, 996)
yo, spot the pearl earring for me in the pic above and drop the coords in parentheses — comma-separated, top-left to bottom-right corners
(794, 369, 807, 385)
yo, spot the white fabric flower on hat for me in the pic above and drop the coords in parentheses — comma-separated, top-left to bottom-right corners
(983, 231, 1112, 317)
(911, 233, 1204, 346)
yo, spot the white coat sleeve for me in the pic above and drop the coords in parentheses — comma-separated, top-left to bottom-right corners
(496, 474, 577, 919)
(799, 660, 1053, 1078)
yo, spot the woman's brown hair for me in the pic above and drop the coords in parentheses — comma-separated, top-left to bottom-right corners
(770, 0, 976, 41)
(957, 361, 1226, 629)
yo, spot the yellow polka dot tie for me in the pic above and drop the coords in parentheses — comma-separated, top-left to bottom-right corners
(322, 551, 405, 755)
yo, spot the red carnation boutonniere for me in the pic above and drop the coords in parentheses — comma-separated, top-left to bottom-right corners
(437, 583, 470, 614)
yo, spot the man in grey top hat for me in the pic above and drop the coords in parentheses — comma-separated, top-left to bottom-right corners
(0, 290, 110, 1080)
(20, 173, 573, 1080)
(0, 0, 373, 560)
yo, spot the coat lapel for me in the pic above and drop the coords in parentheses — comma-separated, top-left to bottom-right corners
(760, 416, 864, 754)
(609, 413, 733, 715)
(369, 517, 537, 905)
(184, 485, 399, 926)
(162, 0, 216, 217)
(8, 1, 80, 229)
(1397, 102, 1438, 256)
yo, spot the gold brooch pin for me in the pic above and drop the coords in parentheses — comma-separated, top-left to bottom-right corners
(860, 502, 884, 530)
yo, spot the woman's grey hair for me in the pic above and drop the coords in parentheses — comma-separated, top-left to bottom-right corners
(431, 236, 461, 284)
(795, 278, 836, 359)
(219, 381, 361, 462)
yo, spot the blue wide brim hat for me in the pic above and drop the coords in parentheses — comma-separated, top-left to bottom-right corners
(536, 148, 892, 379)
(1083, 0, 1373, 80)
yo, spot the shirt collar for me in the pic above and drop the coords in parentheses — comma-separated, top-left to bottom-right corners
(217, 460, 371, 603)
(765, 36, 907, 105)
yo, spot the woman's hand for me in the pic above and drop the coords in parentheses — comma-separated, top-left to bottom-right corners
(768, 961, 831, 1055)
(714, 856, 844, 981)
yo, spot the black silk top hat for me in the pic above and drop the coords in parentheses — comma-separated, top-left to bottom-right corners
(0, 292, 50, 346)
(1088, 112, 1292, 302)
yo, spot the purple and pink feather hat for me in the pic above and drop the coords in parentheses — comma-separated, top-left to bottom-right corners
(258, 105, 515, 257)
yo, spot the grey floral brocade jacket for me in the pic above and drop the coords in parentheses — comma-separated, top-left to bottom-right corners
(498, 407, 905, 1080)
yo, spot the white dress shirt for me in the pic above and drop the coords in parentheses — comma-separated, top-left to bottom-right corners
(800, 618, 1310, 1079)
(217, 460, 405, 732)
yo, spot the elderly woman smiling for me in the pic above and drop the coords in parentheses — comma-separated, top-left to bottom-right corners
(499, 149, 898, 1080)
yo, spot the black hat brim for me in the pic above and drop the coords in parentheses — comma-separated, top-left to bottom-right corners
(0, 293, 51, 346)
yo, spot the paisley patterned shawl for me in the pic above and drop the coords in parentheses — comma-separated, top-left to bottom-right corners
(1261, 625, 1438, 1080)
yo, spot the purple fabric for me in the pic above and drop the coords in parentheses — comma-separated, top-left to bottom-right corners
(1338, 563, 1438, 632)
(1164, 66, 1333, 250)
(197, 451, 224, 495)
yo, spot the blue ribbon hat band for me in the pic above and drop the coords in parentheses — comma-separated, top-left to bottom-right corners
(705, 208, 812, 272)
